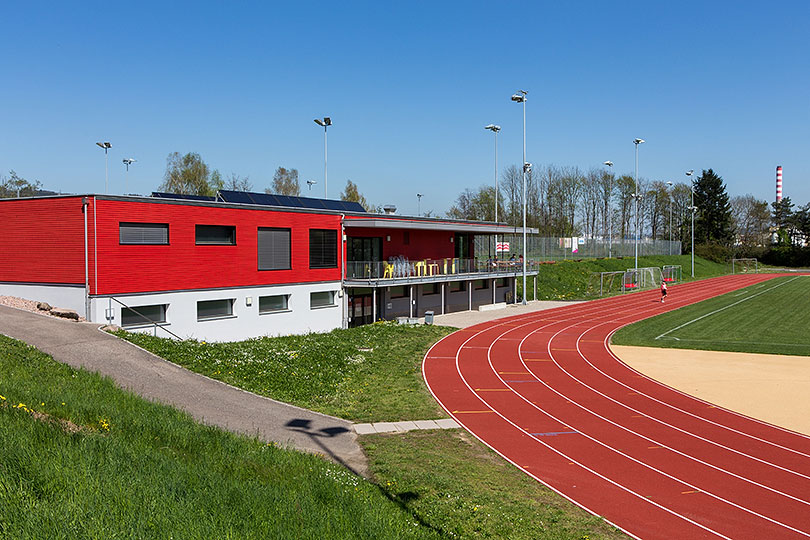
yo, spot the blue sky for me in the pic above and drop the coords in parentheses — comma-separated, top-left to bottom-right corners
(1, 1, 807, 215)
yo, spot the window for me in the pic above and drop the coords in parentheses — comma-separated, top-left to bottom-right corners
(196, 225, 236, 245)
(259, 294, 289, 313)
(310, 291, 336, 308)
(423, 283, 439, 295)
(258, 228, 291, 270)
(474, 279, 489, 290)
(310, 229, 338, 269)
(121, 304, 166, 327)
(496, 278, 508, 288)
(390, 286, 408, 298)
(197, 299, 234, 320)
(120, 223, 169, 245)
(449, 282, 464, 293)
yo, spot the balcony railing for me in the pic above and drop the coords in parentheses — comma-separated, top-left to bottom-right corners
(345, 257, 533, 281)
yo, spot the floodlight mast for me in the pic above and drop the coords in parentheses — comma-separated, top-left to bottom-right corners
(306, 179, 317, 191)
(686, 169, 695, 277)
(511, 91, 528, 304)
(603, 161, 613, 258)
(314, 117, 331, 198)
(666, 181, 673, 255)
(123, 158, 137, 194)
(485, 124, 501, 253)
(633, 138, 645, 270)
(96, 142, 111, 193)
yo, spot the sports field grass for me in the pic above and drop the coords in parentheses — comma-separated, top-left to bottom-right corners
(611, 275, 810, 356)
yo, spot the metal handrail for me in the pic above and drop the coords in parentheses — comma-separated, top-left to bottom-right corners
(344, 257, 534, 280)
(108, 297, 183, 340)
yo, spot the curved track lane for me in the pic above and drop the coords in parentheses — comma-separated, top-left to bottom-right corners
(423, 274, 810, 539)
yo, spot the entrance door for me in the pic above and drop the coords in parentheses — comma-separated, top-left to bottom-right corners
(348, 288, 377, 327)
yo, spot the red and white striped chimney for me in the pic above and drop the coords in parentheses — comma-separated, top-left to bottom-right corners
(776, 166, 783, 202)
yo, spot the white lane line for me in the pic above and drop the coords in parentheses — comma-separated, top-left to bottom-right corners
(655, 276, 801, 341)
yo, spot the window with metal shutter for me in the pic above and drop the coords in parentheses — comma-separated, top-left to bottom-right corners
(258, 228, 291, 270)
(119, 223, 169, 244)
(309, 229, 338, 269)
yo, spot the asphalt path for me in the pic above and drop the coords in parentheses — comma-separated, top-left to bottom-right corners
(423, 274, 810, 539)
(0, 305, 368, 477)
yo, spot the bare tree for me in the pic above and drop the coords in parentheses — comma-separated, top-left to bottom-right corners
(731, 194, 771, 247)
(581, 169, 602, 238)
(267, 167, 300, 196)
(226, 173, 252, 191)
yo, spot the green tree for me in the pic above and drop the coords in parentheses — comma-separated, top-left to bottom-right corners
(159, 153, 219, 196)
(0, 170, 42, 198)
(267, 167, 300, 196)
(694, 169, 734, 245)
(339, 179, 369, 210)
(447, 185, 498, 221)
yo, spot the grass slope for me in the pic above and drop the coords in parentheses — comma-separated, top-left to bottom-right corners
(0, 335, 439, 539)
(116, 321, 454, 423)
(612, 275, 810, 356)
(521, 255, 726, 300)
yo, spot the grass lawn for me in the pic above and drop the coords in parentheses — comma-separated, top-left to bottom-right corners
(115, 321, 454, 423)
(612, 275, 810, 356)
(0, 335, 441, 539)
(363, 430, 627, 539)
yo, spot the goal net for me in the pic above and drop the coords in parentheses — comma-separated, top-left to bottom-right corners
(731, 258, 758, 274)
(622, 267, 663, 293)
(662, 265, 682, 283)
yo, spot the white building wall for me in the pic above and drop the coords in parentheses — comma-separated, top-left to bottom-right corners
(0, 283, 86, 315)
(89, 281, 343, 342)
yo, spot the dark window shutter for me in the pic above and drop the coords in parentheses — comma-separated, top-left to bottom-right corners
(258, 228, 291, 270)
(309, 229, 338, 269)
(120, 223, 169, 244)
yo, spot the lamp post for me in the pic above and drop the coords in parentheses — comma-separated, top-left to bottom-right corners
(603, 161, 614, 258)
(686, 169, 695, 277)
(511, 90, 528, 305)
(632, 138, 645, 269)
(96, 142, 112, 194)
(123, 158, 136, 195)
(485, 124, 501, 255)
(416, 193, 423, 216)
(313, 117, 331, 198)
(666, 180, 673, 255)
(306, 179, 317, 191)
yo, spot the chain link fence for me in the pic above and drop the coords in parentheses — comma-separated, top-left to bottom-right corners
(476, 234, 681, 262)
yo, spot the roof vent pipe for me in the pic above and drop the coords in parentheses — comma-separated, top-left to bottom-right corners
(383, 205, 397, 215)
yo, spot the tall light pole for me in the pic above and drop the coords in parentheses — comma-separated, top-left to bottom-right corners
(511, 90, 528, 305)
(666, 180, 673, 255)
(632, 138, 645, 269)
(603, 161, 614, 258)
(96, 142, 111, 194)
(123, 158, 136, 195)
(314, 117, 331, 198)
(686, 169, 695, 277)
(485, 124, 501, 257)
(416, 193, 423, 216)
(306, 179, 317, 191)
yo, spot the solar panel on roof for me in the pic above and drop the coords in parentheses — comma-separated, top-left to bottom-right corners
(151, 192, 216, 201)
(216, 189, 366, 212)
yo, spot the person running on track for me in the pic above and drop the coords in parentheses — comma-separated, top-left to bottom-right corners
(661, 281, 668, 303)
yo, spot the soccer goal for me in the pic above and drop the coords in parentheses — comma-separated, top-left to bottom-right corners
(662, 264, 682, 283)
(587, 270, 626, 296)
(731, 258, 758, 274)
(622, 267, 663, 293)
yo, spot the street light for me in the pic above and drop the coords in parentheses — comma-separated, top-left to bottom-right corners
(306, 179, 317, 191)
(686, 169, 695, 277)
(416, 193, 423, 216)
(123, 158, 136, 195)
(633, 138, 645, 269)
(511, 90, 528, 305)
(96, 141, 112, 194)
(314, 117, 331, 198)
(485, 124, 501, 256)
(603, 161, 614, 258)
(666, 180, 673, 255)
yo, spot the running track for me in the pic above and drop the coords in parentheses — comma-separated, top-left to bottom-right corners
(423, 274, 810, 539)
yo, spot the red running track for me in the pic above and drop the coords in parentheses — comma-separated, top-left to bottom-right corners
(423, 274, 810, 539)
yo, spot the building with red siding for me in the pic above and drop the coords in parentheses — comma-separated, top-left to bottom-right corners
(0, 193, 536, 341)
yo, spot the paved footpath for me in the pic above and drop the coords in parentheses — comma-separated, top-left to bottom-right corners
(0, 305, 369, 477)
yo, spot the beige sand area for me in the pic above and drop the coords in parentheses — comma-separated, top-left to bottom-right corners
(611, 345, 810, 436)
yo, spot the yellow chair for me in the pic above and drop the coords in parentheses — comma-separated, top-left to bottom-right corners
(414, 261, 427, 276)
(383, 263, 394, 278)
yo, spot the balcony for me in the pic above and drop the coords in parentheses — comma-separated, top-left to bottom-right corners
(344, 257, 537, 286)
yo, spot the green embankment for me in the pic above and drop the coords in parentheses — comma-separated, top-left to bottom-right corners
(611, 275, 810, 356)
